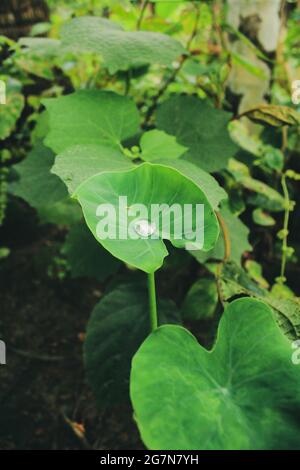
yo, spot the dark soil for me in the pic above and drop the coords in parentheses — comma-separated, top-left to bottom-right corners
(0, 202, 143, 450)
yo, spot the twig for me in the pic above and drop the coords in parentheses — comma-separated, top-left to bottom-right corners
(62, 413, 92, 450)
(9, 346, 67, 362)
(279, 172, 290, 283)
(136, 0, 150, 30)
(143, 4, 200, 125)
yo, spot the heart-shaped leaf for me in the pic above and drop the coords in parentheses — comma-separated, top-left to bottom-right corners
(43, 90, 140, 153)
(84, 283, 181, 405)
(131, 297, 300, 450)
(74, 163, 220, 273)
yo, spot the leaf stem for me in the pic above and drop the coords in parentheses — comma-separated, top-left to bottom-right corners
(215, 211, 231, 306)
(136, 0, 150, 30)
(147, 272, 158, 331)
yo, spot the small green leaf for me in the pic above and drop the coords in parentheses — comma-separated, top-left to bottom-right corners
(157, 95, 238, 172)
(84, 283, 181, 405)
(140, 130, 187, 162)
(237, 176, 285, 212)
(252, 208, 275, 227)
(245, 260, 269, 289)
(263, 147, 284, 171)
(182, 278, 218, 320)
(74, 163, 219, 273)
(43, 90, 140, 153)
(131, 297, 300, 450)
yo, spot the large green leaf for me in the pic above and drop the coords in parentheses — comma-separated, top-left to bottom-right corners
(84, 283, 181, 405)
(156, 96, 238, 172)
(140, 130, 187, 162)
(62, 224, 120, 281)
(192, 203, 251, 265)
(74, 163, 219, 273)
(52, 144, 133, 194)
(155, 159, 227, 210)
(131, 298, 300, 450)
(10, 142, 67, 209)
(43, 90, 140, 153)
(61, 16, 185, 74)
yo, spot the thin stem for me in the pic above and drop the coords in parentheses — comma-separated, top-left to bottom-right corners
(147, 272, 158, 331)
(280, 173, 290, 282)
(216, 211, 231, 263)
(136, 0, 150, 30)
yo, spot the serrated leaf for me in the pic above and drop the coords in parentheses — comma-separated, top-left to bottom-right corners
(74, 163, 219, 273)
(43, 90, 140, 153)
(131, 298, 300, 450)
(52, 144, 133, 194)
(140, 130, 187, 162)
(84, 283, 181, 405)
(61, 16, 185, 73)
(62, 224, 120, 281)
(10, 142, 67, 209)
(157, 95, 238, 172)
